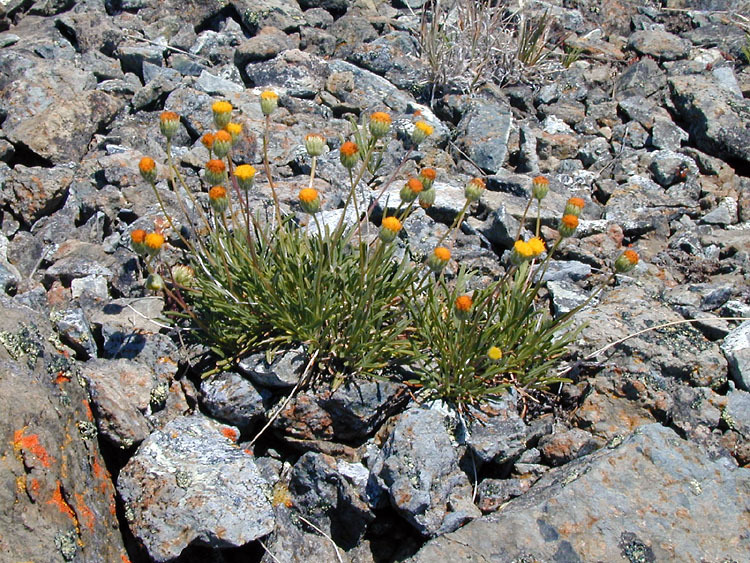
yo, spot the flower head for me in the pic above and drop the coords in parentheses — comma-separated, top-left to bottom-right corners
(146, 273, 164, 291)
(528, 236, 546, 258)
(454, 294, 473, 319)
(614, 249, 639, 273)
(260, 90, 278, 115)
(400, 177, 424, 203)
(212, 100, 232, 128)
(339, 141, 359, 169)
(130, 229, 147, 255)
(205, 159, 227, 185)
(419, 168, 437, 190)
(558, 214, 579, 238)
(225, 122, 242, 145)
(418, 187, 436, 209)
(159, 111, 180, 140)
(379, 216, 402, 243)
(304, 133, 326, 157)
(209, 185, 228, 213)
(564, 197, 586, 217)
(532, 176, 549, 200)
(171, 264, 194, 287)
(234, 164, 256, 190)
(369, 112, 392, 139)
(212, 130, 232, 158)
(201, 132, 215, 151)
(144, 232, 165, 257)
(298, 188, 321, 214)
(411, 120, 434, 145)
(488, 346, 503, 361)
(427, 246, 451, 272)
(139, 157, 157, 183)
(465, 177, 485, 202)
(511, 240, 533, 264)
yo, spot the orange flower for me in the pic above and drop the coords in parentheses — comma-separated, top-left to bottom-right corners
(139, 157, 157, 183)
(532, 175, 549, 200)
(201, 132, 215, 150)
(379, 216, 402, 242)
(369, 111, 392, 138)
(559, 214, 579, 238)
(144, 232, 165, 256)
(130, 229, 147, 244)
(564, 197, 586, 216)
(420, 168, 437, 181)
(298, 188, 320, 213)
(159, 111, 180, 139)
(205, 159, 227, 185)
(455, 295, 473, 318)
(615, 249, 640, 273)
(212, 130, 232, 158)
(427, 246, 451, 272)
(465, 177, 485, 202)
(340, 141, 359, 169)
(206, 159, 226, 173)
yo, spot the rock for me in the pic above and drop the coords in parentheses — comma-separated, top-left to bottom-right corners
(648, 149, 697, 186)
(650, 115, 689, 150)
(0, 302, 127, 563)
(668, 386, 722, 438)
(371, 406, 480, 537)
(235, 26, 298, 66)
(200, 371, 269, 428)
(547, 279, 591, 317)
(722, 320, 750, 391)
(455, 100, 512, 174)
(45, 240, 116, 285)
(615, 57, 666, 99)
(234, 0, 306, 33)
(238, 346, 306, 388)
(194, 69, 244, 95)
(246, 49, 329, 99)
(1, 164, 76, 226)
(274, 379, 410, 442)
(409, 424, 750, 562)
(539, 427, 606, 466)
(701, 196, 738, 225)
(51, 305, 97, 358)
(461, 394, 527, 466)
(669, 74, 750, 167)
(288, 451, 374, 549)
(476, 478, 530, 513)
(724, 387, 750, 439)
(117, 414, 275, 562)
(627, 30, 691, 61)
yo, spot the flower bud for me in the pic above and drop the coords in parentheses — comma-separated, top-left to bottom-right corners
(426, 246, 451, 272)
(212, 100, 232, 129)
(411, 120, 434, 146)
(304, 133, 326, 157)
(564, 197, 585, 217)
(454, 294, 473, 320)
(201, 132, 215, 153)
(130, 229, 148, 255)
(209, 185, 228, 213)
(159, 111, 180, 140)
(369, 111, 391, 139)
(139, 157, 157, 184)
(225, 122, 242, 145)
(418, 188, 436, 209)
(146, 273, 164, 291)
(488, 346, 503, 361)
(260, 90, 278, 116)
(531, 176, 549, 200)
(171, 264, 194, 287)
(298, 188, 321, 214)
(379, 216, 402, 243)
(400, 177, 423, 203)
(144, 232, 165, 257)
(205, 159, 227, 186)
(614, 249, 639, 273)
(339, 141, 359, 169)
(234, 164, 256, 190)
(212, 130, 232, 158)
(464, 177, 485, 202)
(558, 214, 579, 238)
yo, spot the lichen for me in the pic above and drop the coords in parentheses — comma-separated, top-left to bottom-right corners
(76, 421, 98, 440)
(0, 324, 44, 368)
(54, 529, 78, 561)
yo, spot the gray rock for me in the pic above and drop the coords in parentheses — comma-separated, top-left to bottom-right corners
(45, 240, 115, 284)
(648, 149, 698, 186)
(117, 42, 165, 79)
(51, 305, 97, 358)
(615, 57, 666, 99)
(234, 0, 306, 33)
(650, 115, 688, 150)
(238, 346, 306, 388)
(539, 427, 606, 466)
(578, 136, 611, 167)
(628, 30, 691, 60)
(461, 394, 527, 465)
(194, 69, 244, 95)
(371, 406, 480, 537)
(235, 26, 298, 66)
(669, 74, 750, 167)
(722, 320, 750, 390)
(668, 386, 722, 438)
(289, 451, 374, 549)
(409, 424, 750, 562)
(476, 478, 529, 513)
(479, 203, 521, 248)
(118, 415, 275, 562)
(701, 196, 738, 225)
(455, 101, 512, 174)
(2, 164, 76, 226)
(724, 388, 750, 439)
(200, 371, 269, 428)
(547, 279, 590, 317)
(246, 49, 329, 99)
(538, 260, 592, 282)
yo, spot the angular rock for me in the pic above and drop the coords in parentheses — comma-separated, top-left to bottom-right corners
(615, 57, 666, 99)
(234, 0, 306, 33)
(538, 427, 606, 466)
(51, 305, 97, 358)
(724, 387, 750, 439)
(461, 394, 527, 465)
(238, 346, 306, 388)
(409, 424, 750, 562)
(117, 415, 275, 562)
(476, 478, 530, 513)
(628, 30, 691, 61)
(371, 406, 480, 537)
(455, 101, 512, 174)
(722, 320, 750, 391)
(200, 371, 269, 428)
(2, 164, 76, 226)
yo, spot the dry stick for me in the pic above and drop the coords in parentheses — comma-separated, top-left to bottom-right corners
(262, 115, 283, 228)
(296, 516, 344, 563)
(557, 316, 750, 380)
(258, 540, 282, 563)
(247, 349, 319, 448)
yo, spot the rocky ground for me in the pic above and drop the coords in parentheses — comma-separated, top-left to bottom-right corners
(1, 0, 749, 561)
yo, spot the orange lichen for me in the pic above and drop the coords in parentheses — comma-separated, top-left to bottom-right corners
(48, 482, 76, 522)
(13, 429, 54, 468)
(29, 478, 41, 496)
(75, 492, 95, 531)
(220, 427, 239, 442)
(82, 399, 94, 422)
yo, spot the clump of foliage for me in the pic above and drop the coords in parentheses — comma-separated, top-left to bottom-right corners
(132, 95, 638, 410)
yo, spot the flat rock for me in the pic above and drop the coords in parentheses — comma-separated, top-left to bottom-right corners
(117, 414, 275, 562)
(628, 30, 691, 60)
(409, 424, 750, 562)
(1, 164, 76, 227)
(722, 320, 750, 391)
(456, 101, 512, 174)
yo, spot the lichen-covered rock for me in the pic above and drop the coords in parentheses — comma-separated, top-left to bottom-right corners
(200, 370, 269, 428)
(409, 424, 750, 562)
(117, 414, 275, 562)
(722, 321, 750, 391)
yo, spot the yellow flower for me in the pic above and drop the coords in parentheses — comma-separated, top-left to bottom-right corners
(212, 100, 232, 128)
(411, 120, 434, 145)
(260, 90, 278, 115)
(528, 236, 546, 257)
(234, 164, 256, 190)
(379, 216, 402, 242)
(488, 346, 503, 361)
(369, 111, 392, 138)
(511, 240, 533, 264)
(225, 122, 242, 145)
(144, 232, 165, 256)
